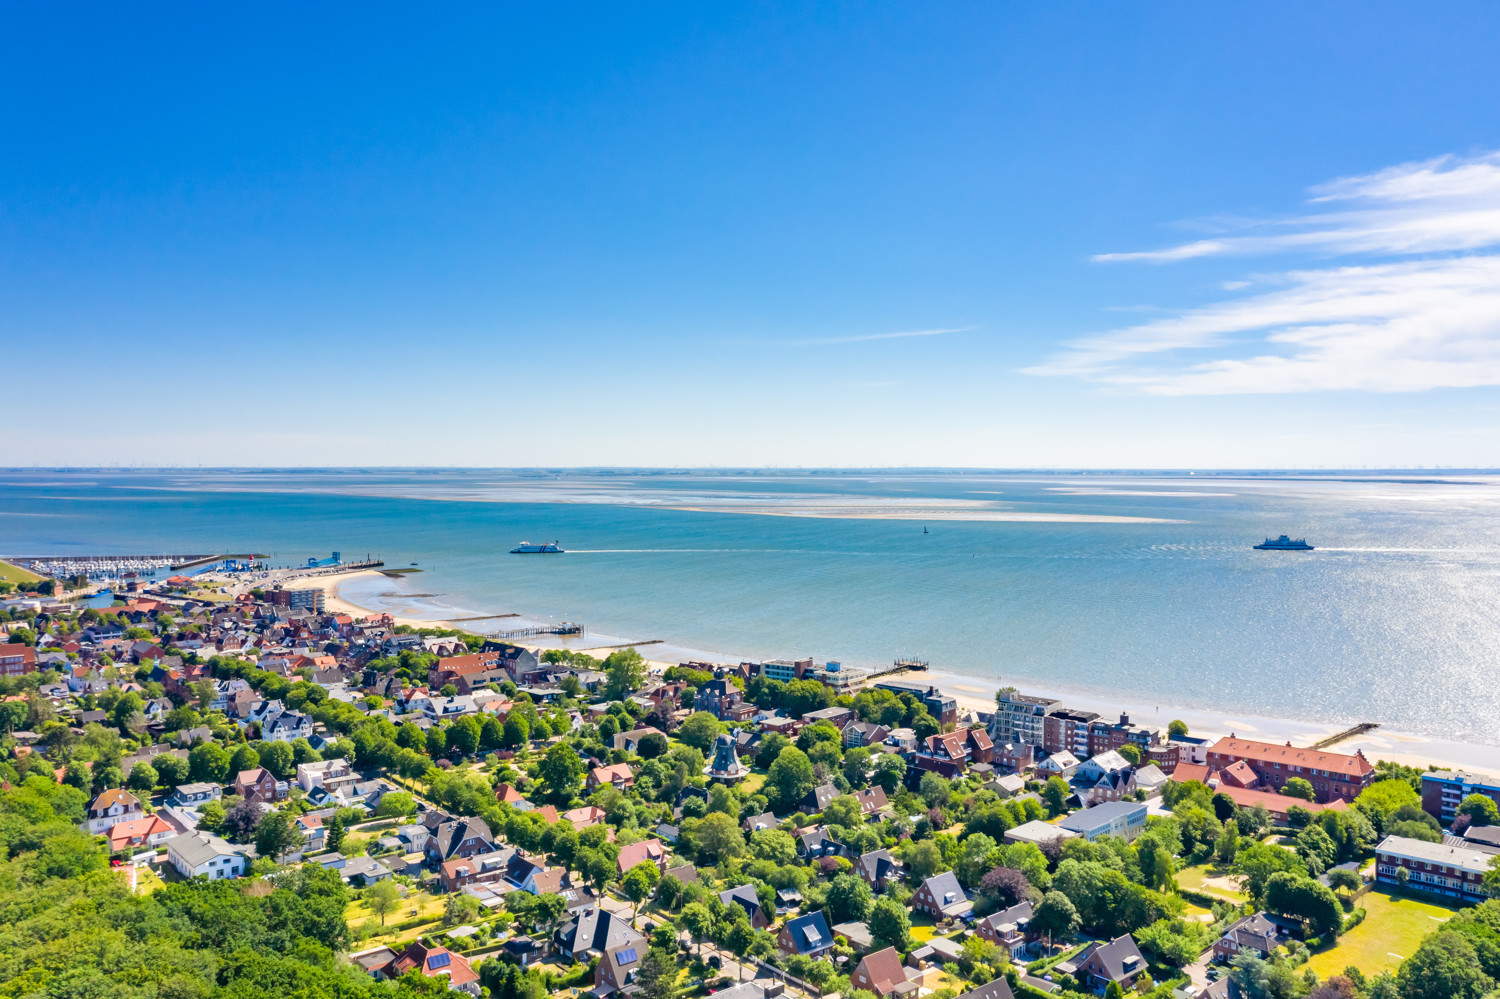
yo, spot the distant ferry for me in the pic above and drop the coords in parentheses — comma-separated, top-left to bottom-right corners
(509, 541, 564, 554)
(1254, 535, 1314, 551)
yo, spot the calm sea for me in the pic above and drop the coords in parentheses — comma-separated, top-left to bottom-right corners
(2, 469, 1498, 745)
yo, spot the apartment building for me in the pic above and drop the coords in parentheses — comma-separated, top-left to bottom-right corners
(1374, 835, 1490, 903)
(1421, 770, 1500, 826)
(990, 691, 1060, 749)
(1043, 709, 1098, 757)
(1204, 737, 1374, 803)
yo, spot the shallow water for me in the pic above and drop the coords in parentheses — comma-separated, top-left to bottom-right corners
(3, 468, 1498, 745)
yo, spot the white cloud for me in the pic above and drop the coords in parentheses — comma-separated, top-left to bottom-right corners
(1030, 150, 1500, 394)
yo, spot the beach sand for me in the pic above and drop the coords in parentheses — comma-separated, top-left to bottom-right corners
(318, 571, 1500, 774)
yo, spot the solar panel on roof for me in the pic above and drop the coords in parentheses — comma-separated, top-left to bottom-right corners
(428, 953, 451, 969)
(616, 948, 639, 964)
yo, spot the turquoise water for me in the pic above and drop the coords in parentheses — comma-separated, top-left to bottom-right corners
(2, 469, 1498, 744)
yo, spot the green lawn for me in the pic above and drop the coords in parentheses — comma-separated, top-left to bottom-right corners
(908, 910, 939, 944)
(1306, 890, 1460, 979)
(1177, 862, 1249, 902)
(0, 560, 42, 585)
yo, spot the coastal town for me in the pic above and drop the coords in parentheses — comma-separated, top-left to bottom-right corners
(1, 562, 1498, 999)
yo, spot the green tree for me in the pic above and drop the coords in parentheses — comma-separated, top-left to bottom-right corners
(755, 732, 790, 770)
(637, 731, 669, 759)
(826, 873, 873, 924)
(919, 771, 951, 808)
(841, 746, 871, 789)
(254, 810, 301, 863)
(621, 861, 661, 925)
(822, 794, 864, 829)
(1042, 776, 1070, 816)
(259, 740, 294, 780)
(693, 812, 746, 863)
(677, 711, 723, 753)
(1281, 777, 1317, 802)
(448, 715, 481, 756)
(1031, 891, 1081, 943)
(1167, 719, 1189, 738)
(679, 901, 715, 958)
(126, 762, 158, 791)
(1117, 743, 1142, 766)
(326, 813, 347, 853)
(1458, 794, 1500, 827)
(366, 877, 402, 925)
(189, 742, 231, 783)
(153, 751, 190, 788)
(750, 828, 797, 865)
(766, 746, 817, 813)
(502, 715, 530, 749)
(229, 744, 261, 775)
(538, 742, 586, 801)
(603, 647, 647, 700)
(900, 839, 943, 880)
(780, 679, 832, 718)
(377, 790, 417, 819)
(636, 948, 677, 999)
(869, 895, 911, 950)
(873, 753, 906, 794)
(1397, 929, 1495, 999)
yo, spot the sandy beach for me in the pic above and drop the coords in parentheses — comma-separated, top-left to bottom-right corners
(308, 569, 1500, 775)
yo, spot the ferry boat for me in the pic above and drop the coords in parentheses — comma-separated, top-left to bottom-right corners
(1253, 535, 1314, 551)
(509, 541, 564, 554)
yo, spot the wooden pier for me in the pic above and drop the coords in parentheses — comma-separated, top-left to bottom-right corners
(487, 622, 585, 640)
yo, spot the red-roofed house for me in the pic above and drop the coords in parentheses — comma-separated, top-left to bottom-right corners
(0, 643, 36, 676)
(851, 947, 914, 998)
(588, 763, 635, 793)
(1206, 737, 1375, 802)
(375, 940, 479, 992)
(106, 814, 178, 852)
(616, 838, 668, 874)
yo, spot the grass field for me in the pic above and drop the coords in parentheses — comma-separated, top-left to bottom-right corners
(347, 887, 449, 948)
(0, 560, 42, 585)
(909, 910, 939, 944)
(1306, 890, 1459, 979)
(1177, 862, 1249, 902)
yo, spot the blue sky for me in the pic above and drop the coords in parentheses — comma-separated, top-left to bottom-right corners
(5, 3, 1500, 467)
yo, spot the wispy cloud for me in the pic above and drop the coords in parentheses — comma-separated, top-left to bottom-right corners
(787, 326, 974, 346)
(1029, 150, 1500, 394)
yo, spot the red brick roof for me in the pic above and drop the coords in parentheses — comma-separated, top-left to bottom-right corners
(1209, 737, 1374, 780)
(853, 947, 908, 996)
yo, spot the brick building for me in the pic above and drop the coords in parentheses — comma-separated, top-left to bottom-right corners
(1204, 737, 1374, 802)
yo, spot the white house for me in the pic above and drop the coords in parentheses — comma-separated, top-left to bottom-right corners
(168, 830, 248, 880)
(409, 694, 478, 721)
(262, 710, 314, 743)
(297, 757, 356, 793)
(82, 788, 144, 834)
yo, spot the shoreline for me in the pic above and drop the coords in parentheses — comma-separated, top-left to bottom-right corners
(321, 571, 1500, 774)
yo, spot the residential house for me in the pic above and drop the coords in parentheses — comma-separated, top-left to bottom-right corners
(1036, 751, 1080, 779)
(235, 766, 289, 804)
(587, 763, 636, 793)
(83, 788, 143, 834)
(694, 679, 755, 721)
(297, 757, 356, 793)
(1055, 934, 1149, 994)
(554, 906, 646, 994)
(1057, 801, 1149, 843)
(802, 706, 857, 730)
(167, 782, 221, 808)
(612, 727, 667, 754)
(374, 941, 480, 995)
(168, 830, 248, 880)
(1072, 750, 1136, 805)
(856, 849, 905, 891)
(912, 872, 972, 921)
(777, 909, 835, 959)
(719, 884, 771, 928)
(743, 811, 779, 834)
(795, 826, 846, 862)
(1213, 913, 1287, 962)
(801, 783, 841, 813)
(426, 817, 495, 862)
(953, 980, 1016, 999)
(105, 814, 178, 852)
(262, 710, 314, 743)
(850, 947, 916, 998)
(976, 902, 1035, 958)
(563, 805, 608, 830)
(844, 721, 891, 748)
(854, 786, 890, 816)
(615, 838, 668, 874)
